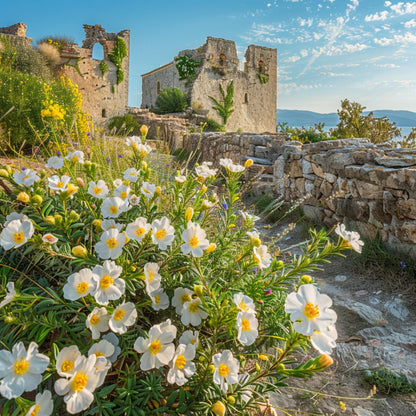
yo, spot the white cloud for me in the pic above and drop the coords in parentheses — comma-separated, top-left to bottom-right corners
(377, 63, 400, 68)
(312, 42, 369, 56)
(404, 18, 416, 26)
(374, 31, 416, 46)
(321, 72, 352, 76)
(279, 82, 322, 93)
(365, 11, 389, 21)
(390, 2, 416, 15)
(385, 1, 392, 6)
(348, 0, 359, 11)
(300, 49, 308, 57)
(298, 17, 313, 27)
(286, 55, 301, 63)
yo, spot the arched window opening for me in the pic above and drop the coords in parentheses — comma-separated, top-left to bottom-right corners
(92, 43, 104, 60)
(244, 93, 248, 104)
(219, 53, 226, 67)
(156, 80, 161, 95)
(258, 59, 265, 74)
(102, 109, 107, 118)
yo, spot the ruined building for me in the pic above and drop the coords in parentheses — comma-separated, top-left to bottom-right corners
(0, 23, 130, 123)
(141, 37, 277, 133)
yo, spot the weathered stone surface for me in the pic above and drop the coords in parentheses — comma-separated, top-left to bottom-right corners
(311, 162, 324, 178)
(335, 298, 385, 325)
(288, 160, 303, 178)
(353, 180, 384, 199)
(396, 199, 416, 220)
(324, 172, 337, 183)
(376, 155, 416, 167)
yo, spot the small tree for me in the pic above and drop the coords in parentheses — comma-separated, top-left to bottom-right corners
(155, 88, 188, 114)
(332, 99, 400, 143)
(209, 80, 234, 126)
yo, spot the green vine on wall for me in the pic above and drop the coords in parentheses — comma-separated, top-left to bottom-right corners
(257, 72, 269, 84)
(108, 37, 127, 85)
(64, 58, 83, 77)
(174, 55, 200, 81)
(99, 60, 109, 77)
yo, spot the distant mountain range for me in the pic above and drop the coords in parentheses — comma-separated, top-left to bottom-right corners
(277, 109, 416, 128)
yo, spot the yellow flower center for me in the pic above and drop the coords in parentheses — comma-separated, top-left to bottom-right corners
(71, 155, 79, 163)
(238, 300, 248, 311)
(188, 301, 199, 314)
(149, 340, 162, 355)
(132, 143, 138, 151)
(135, 227, 145, 237)
(109, 205, 118, 214)
(61, 360, 74, 372)
(140, 150, 146, 158)
(154, 295, 160, 305)
(56, 181, 64, 188)
(113, 309, 125, 321)
(72, 373, 88, 392)
(155, 229, 166, 240)
(147, 269, 155, 282)
(175, 355, 187, 370)
(14, 358, 30, 375)
(189, 236, 199, 248)
(190, 339, 197, 345)
(120, 192, 128, 199)
(100, 275, 114, 289)
(93, 187, 102, 195)
(13, 232, 25, 244)
(30, 404, 41, 416)
(218, 363, 229, 377)
(76, 281, 89, 294)
(95, 352, 105, 357)
(106, 238, 118, 249)
(304, 302, 320, 320)
(180, 293, 191, 304)
(241, 318, 251, 331)
(90, 314, 100, 326)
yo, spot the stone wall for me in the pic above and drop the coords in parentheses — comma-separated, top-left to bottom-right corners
(141, 37, 277, 134)
(272, 138, 416, 256)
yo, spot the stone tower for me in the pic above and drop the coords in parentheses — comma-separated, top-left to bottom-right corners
(141, 36, 277, 133)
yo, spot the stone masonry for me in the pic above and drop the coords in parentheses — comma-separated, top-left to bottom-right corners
(141, 37, 277, 133)
(183, 133, 416, 257)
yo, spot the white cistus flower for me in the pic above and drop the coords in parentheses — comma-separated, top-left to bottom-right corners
(195, 161, 218, 178)
(167, 343, 196, 386)
(88, 339, 115, 361)
(4, 212, 29, 227)
(335, 223, 364, 253)
(87, 180, 109, 199)
(0, 219, 34, 251)
(25, 390, 54, 416)
(134, 319, 177, 371)
(310, 324, 338, 355)
(172, 287, 194, 315)
(219, 158, 245, 173)
(143, 262, 161, 294)
(86, 307, 110, 340)
(48, 174, 71, 193)
(285, 284, 337, 336)
(180, 221, 209, 257)
(54, 354, 100, 414)
(149, 288, 170, 311)
(13, 169, 39, 187)
(141, 181, 156, 199)
(0, 341, 50, 399)
(253, 245, 272, 269)
(233, 292, 256, 314)
(101, 219, 123, 232)
(55, 345, 81, 378)
(94, 228, 126, 260)
(179, 330, 199, 348)
(114, 184, 131, 200)
(101, 196, 130, 219)
(181, 298, 208, 327)
(212, 350, 239, 394)
(109, 302, 137, 334)
(123, 167, 140, 183)
(151, 216, 175, 250)
(63, 268, 97, 301)
(236, 311, 258, 346)
(102, 333, 121, 363)
(126, 217, 151, 242)
(65, 150, 85, 164)
(45, 155, 64, 169)
(91, 260, 125, 305)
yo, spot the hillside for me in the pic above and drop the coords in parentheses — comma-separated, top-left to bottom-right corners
(277, 109, 416, 127)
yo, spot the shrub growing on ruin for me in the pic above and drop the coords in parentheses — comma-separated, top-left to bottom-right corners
(108, 113, 141, 136)
(209, 80, 234, 126)
(155, 87, 188, 114)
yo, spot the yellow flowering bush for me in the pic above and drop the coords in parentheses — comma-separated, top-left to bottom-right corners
(0, 127, 361, 415)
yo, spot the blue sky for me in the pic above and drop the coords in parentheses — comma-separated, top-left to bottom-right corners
(2, 0, 416, 113)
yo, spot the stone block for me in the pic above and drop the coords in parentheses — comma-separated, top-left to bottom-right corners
(311, 163, 324, 178)
(254, 145, 269, 159)
(396, 199, 416, 220)
(288, 160, 303, 178)
(353, 180, 384, 199)
(304, 179, 315, 196)
(396, 222, 416, 244)
(369, 200, 392, 225)
(295, 178, 305, 193)
(302, 205, 325, 223)
(301, 159, 313, 175)
(319, 180, 333, 197)
(324, 172, 337, 183)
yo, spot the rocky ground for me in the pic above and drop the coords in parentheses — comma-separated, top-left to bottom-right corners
(256, 215, 416, 416)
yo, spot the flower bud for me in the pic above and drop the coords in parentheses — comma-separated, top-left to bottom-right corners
(252, 237, 261, 247)
(258, 354, 269, 361)
(140, 125, 148, 137)
(72, 245, 88, 258)
(227, 396, 235, 405)
(276, 260, 284, 268)
(206, 243, 216, 253)
(255, 362, 261, 372)
(212, 401, 226, 416)
(277, 363, 286, 371)
(123, 231, 130, 244)
(76, 177, 85, 188)
(201, 184, 207, 194)
(31, 194, 43, 206)
(0, 169, 9, 178)
(142, 161, 148, 170)
(68, 210, 80, 222)
(17, 191, 30, 203)
(208, 364, 215, 374)
(4, 316, 13, 324)
(198, 356, 205, 362)
(316, 354, 333, 369)
(54, 214, 63, 225)
(300, 275, 313, 284)
(122, 179, 130, 186)
(92, 219, 102, 229)
(45, 215, 55, 225)
(244, 158, 254, 168)
(185, 207, 194, 222)
(5, 165, 13, 174)
(155, 186, 161, 196)
(193, 284, 204, 298)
